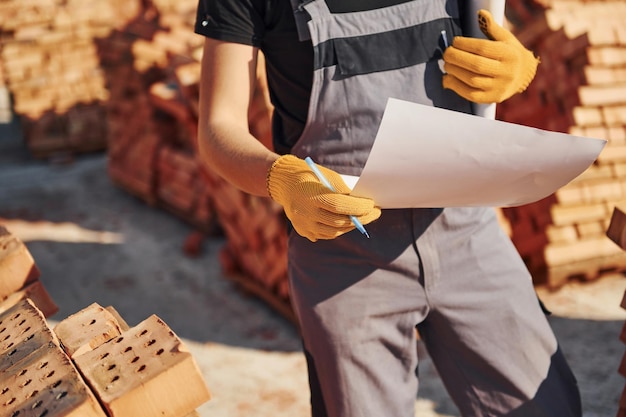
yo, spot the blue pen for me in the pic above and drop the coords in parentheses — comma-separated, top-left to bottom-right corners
(304, 156, 370, 238)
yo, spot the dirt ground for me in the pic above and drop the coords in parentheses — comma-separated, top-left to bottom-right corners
(1, 118, 625, 417)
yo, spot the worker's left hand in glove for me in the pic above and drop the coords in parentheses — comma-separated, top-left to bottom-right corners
(442, 9, 540, 104)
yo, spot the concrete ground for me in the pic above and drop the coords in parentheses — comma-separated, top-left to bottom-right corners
(1, 117, 626, 417)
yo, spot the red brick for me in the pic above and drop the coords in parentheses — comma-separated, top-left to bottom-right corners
(74, 314, 211, 417)
(54, 303, 124, 358)
(0, 226, 40, 299)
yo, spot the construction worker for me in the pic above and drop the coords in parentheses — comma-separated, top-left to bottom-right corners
(194, 0, 582, 415)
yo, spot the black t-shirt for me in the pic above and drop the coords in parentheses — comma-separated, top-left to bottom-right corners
(194, 0, 414, 154)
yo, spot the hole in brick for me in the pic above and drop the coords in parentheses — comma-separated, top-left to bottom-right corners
(155, 348, 164, 356)
(145, 339, 156, 347)
(8, 349, 17, 356)
(24, 334, 34, 342)
(136, 365, 146, 372)
(12, 313, 21, 320)
(0, 327, 5, 334)
(107, 364, 116, 371)
(7, 342, 14, 349)
(89, 319, 96, 325)
(38, 362, 48, 369)
(55, 391, 67, 400)
(131, 356, 140, 363)
(52, 381, 62, 389)
(111, 375, 120, 383)
(39, 410, 48, 417)
(45, 371, 55, 379)
(17, 319, 25, 326)
(124, 346, 132, 353)
(115, 337, 124, 343)
(32, 400, 43, 409)
(28, 390, 38, 399)
(1, 387, 8, 395)
(18, 369, 27, 376)
(20, 327, 31, 335)
(20, 379, 31, 387)
(6, 397, 16, 405)
(139, 330, 148, 336)
(3, 334, 10, 341)
(100, 352, 109, 360)
(11, 410, 19, 417)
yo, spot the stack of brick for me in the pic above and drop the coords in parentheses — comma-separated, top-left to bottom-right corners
(0, 225, 57, 318)
(0, 299, 211, 417)
(97, 1, 220, 234)
(98, 0, 292, 318)
(204, 170, 293, 324)
(54, 303, 211, 417)
(0, 0, 141, 158)
(0, 299, 106, 417)
(0, 225, 211, 416)
(497, 0, 626, 287)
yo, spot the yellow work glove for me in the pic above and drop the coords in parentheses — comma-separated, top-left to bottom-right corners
(267, 154, 381, 242)
(442, 9, 540, 104)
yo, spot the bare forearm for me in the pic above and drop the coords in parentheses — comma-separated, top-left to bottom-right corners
(197, 39, 279, 197)
(197, 120, 278, 197)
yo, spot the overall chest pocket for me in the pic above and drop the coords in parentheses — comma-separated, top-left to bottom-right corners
(330, 18, 456, 78)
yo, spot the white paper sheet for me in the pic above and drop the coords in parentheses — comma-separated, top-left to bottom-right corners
(344, 98, 607, 208)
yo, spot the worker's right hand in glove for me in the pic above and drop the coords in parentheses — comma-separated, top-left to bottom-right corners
(267, 154, 381, 242)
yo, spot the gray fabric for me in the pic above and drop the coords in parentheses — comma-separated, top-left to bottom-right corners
(289, 209, 582, 417)
(287, 1, 582, 416)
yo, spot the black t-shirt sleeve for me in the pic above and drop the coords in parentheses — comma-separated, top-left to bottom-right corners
(195, 0, 265, 47)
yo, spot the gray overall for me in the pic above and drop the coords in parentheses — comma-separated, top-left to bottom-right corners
(287, 1, 582, 416)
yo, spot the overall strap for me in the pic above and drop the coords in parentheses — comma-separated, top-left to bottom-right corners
(289, 0, 332, 41)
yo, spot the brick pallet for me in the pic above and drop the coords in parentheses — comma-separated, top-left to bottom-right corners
(95, 1, 293, 319)
(0, 225, 211, 417)
(0, 0, 142, 158)
(96, 2, 220, 234)
(499, 0, 626, 287)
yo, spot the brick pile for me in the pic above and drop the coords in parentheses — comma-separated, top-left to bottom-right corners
(0, 299, 210, 417)
(96, 1, 221, 234)
(0, 226, 211, 417)
(96, 1, 293, 318)
(498, 0, 626, 287)
(0, 0, 141, 158)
